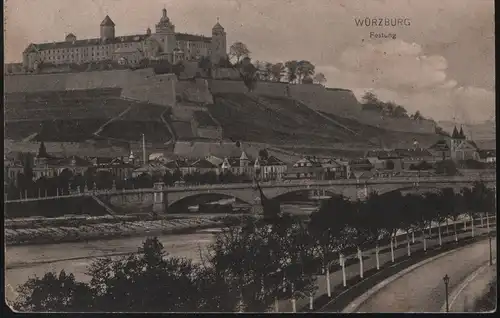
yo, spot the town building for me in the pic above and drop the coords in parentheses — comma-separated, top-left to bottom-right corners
(220, 151, 253, 176)
(283, 157, 324, 180)
(394, 148, 435, 169)
(254, 156, 288, 181)
(428, 126, 479, 162)
(365, 150, 403, 171)
(449, 126, 479, 161)
(22, 8, 227, 70)
(477, 150, 496, 163)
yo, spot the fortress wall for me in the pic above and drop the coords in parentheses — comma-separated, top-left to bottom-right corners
(208, 79, 248, 94)
(209, 79, 289, 97)
(120, 73, 177, 107)
(196, 127, 223, 139)
(212, 68, 241, 80)
(4, 70, 136, 93)
(176, 79, 213, 104)
(289, 85, 363, 117)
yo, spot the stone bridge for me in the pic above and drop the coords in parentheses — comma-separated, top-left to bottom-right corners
(98, 176, 495, 213)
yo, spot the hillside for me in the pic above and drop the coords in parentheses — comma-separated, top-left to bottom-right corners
(5, 82, 445, 159)
(207, 93, 442, 150)
(4, 89, 174, 145)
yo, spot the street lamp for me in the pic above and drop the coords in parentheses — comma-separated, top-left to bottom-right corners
(489, 232, 493, 266)
(443, 274, 450, 312)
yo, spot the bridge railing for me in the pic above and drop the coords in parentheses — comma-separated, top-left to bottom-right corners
(4, 175, 495, 203)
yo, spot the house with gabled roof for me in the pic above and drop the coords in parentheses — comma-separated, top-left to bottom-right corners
(365, 150, 403, 171)
(254, 155, 288, 181)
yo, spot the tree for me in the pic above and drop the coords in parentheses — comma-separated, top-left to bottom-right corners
(379, 191, 404, 262)
(435, 160, 459, 176)
(308, 195, 352, 294)
(424, 192, 446, 246)
(198, 56, 212, 77)
(362, 192, 388, 270)
(285, 60, 299, 84)
(440, 188, 462, 242)
(386, 160, 395, 170)
(270, 63, 285, 82)
(313, 73, 327, 86)
(259, 149, 269, 160)
(461, 182, 491, 238)
(296, 60, 315, 83)
(13, 270, 93, 312)
(411, 111, 425, 120)
(413, 194, 435, 251)
(393, 105, 408, 118)
(229, 42, 250, 64)
(346, 199, 377, 278)
(235, 57, 258, 92)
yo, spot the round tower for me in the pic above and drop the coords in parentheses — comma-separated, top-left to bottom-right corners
(100, 15, 115, 41)
(211, 18, 227, 64)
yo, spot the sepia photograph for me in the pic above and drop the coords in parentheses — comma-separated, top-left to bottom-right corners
(4, 0, 496, 313)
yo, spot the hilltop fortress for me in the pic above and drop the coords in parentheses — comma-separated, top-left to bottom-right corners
(5, 7, 437, 158)
(22, 8, 227, 71)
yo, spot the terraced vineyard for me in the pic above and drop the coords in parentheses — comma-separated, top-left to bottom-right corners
(193, 111, 218, 128)
(4, 89, 173, 143)
(97, 103, 173, 143)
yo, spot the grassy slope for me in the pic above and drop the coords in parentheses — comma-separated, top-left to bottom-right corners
(208, 93, 442, 153)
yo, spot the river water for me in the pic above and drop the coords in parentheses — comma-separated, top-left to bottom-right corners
(5, 203, 319, 303)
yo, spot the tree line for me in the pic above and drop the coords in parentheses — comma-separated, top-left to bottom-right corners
(228, 41, 327, 86)
(11, 181, 495, 312)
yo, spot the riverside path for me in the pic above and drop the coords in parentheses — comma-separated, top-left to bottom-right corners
(278, 217, 496, 312)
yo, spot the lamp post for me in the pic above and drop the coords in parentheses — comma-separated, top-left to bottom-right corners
(489, 232, 493, 266)
(443, 274, 450, 312)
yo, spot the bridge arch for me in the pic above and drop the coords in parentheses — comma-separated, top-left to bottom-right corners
(374, 182, 476, 196)
(166, 189, 254, 209)
(270, 188, 342, 202)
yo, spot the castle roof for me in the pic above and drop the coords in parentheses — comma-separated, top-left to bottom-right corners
(100, 15, 115, 27)
(25, 32, 211, 52)
(213, 22, 224, 30)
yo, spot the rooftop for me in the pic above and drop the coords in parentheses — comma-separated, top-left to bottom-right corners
(24, 32, 211, 52)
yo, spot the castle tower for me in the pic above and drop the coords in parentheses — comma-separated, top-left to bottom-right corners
(100, 15, 115, 41)
(211, 18, 227, 64)
(155, 7, 176, 61)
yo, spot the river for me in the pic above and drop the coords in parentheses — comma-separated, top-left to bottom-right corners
(5, 203, 319, 303)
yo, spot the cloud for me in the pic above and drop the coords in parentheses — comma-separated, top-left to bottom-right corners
(318, 39, 494, 123)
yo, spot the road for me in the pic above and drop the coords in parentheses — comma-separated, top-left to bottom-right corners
(353, 237, 496, 312)
(448, 260, 496, 312)
(279, 221, 496, 312)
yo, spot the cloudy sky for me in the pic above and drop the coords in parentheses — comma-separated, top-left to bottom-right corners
(5, 0, 495, 123)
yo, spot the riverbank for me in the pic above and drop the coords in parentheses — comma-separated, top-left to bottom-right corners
(4, 214, 248, 246)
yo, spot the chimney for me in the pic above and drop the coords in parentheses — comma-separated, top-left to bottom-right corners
(142, 134, 147, 165)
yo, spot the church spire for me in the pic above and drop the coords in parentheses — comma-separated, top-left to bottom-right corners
(452, 126, 459, 139)
(459, 126, 466, 139)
